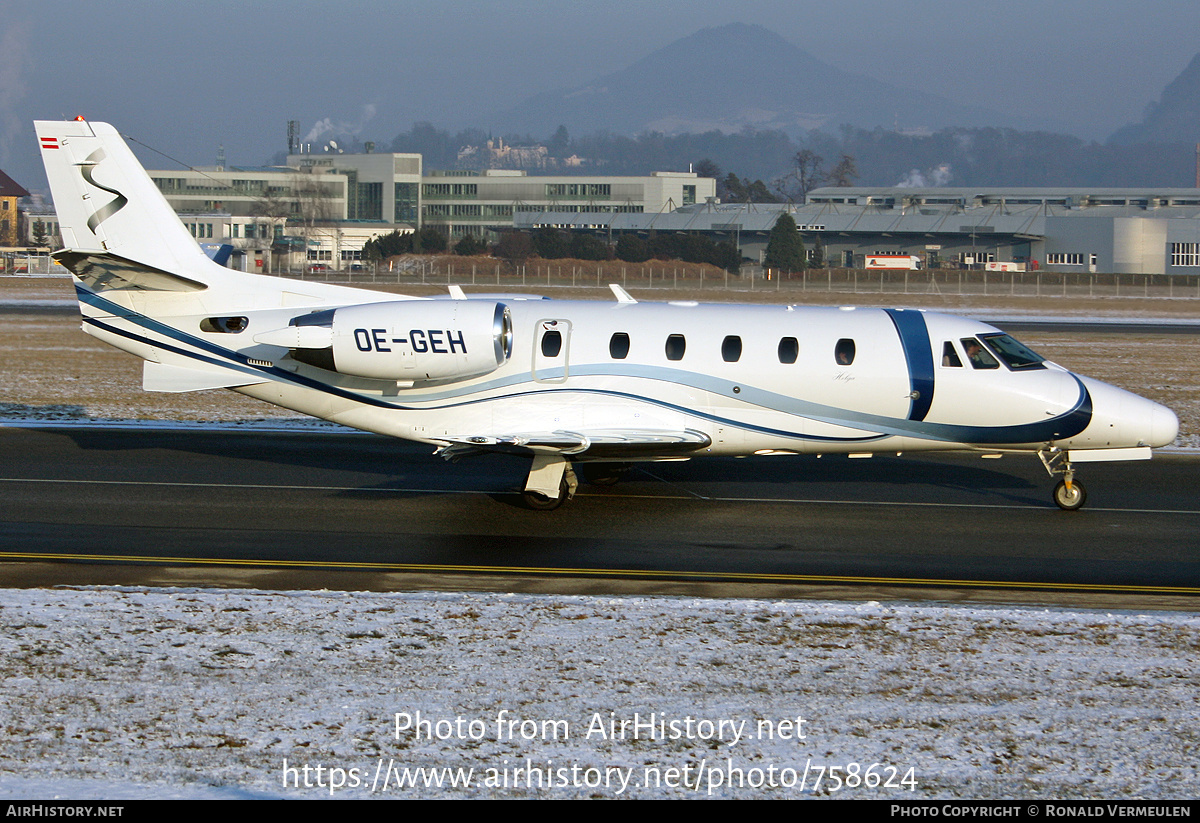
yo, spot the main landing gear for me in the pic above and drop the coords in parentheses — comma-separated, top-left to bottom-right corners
(520, 459, 633, 510)
(521, 454, 578, 511)
(1039, 449, 1087, 511)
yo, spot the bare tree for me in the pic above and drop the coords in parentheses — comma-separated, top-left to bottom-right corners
(774, 149, 825, 202)
(290, 172, 340, 270)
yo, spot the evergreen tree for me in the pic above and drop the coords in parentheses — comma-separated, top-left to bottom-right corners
(453, 235, 486, 256)
(362, 229, 414, 260)
(532, 227, 571, 259)
(415, 226, 448, 253)
(495, 231, 534, 265)
(763, 214, 804, 272)
(570, 233, 610, 261)
(547, 125, 571, 156)
(714, 241, 742, 274)
(615, 234, 651, 263)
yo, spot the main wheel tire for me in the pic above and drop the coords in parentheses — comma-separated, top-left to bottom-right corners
(522, 476, 569, 511)
(1053, 479, 1087, 511)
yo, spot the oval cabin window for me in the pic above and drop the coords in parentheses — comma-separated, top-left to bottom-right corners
(721, 335, 742, 362)
(834, 338, 856, 366)
(609, 332, 630, 359)
(541, 330, 563, 357)
(778, 337, 799, 364)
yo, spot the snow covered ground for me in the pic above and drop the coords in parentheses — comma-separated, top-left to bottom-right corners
(0, 587, 1198, 799)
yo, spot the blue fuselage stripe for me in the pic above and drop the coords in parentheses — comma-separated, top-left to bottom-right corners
(884, 309, 935, 422)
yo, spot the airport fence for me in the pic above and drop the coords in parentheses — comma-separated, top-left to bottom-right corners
(278, 258, 1200, 300)
(1, 253, 69, 276)
(10, 251, 1200, 300)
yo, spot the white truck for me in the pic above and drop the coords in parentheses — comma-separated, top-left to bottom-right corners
(864, 254, 923, 270)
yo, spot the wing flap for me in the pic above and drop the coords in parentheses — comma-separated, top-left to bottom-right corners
(436, 428, 711, 460)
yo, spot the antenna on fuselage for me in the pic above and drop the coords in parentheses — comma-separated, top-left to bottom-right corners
(609, 284, 637, 303)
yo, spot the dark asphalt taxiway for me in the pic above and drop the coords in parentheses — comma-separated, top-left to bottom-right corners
(1, 425, 1198, 606)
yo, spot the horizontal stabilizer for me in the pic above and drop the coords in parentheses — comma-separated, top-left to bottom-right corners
(56, 250, 207, 293)
(143, 361, 268, 393)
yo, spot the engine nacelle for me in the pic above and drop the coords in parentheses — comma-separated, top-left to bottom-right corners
(286, 300, 512, 382)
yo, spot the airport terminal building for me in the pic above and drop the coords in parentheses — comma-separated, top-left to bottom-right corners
(126, 150, 712, 271)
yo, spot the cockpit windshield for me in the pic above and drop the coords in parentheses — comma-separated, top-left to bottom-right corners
(979, 333, 1046, 370)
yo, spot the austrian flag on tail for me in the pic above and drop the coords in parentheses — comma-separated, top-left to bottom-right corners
(40, 136, 59, 150)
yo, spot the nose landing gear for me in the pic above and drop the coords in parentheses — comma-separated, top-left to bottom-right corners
(1052, 477, 1087, 511)
(1039, 449, 1087, 511)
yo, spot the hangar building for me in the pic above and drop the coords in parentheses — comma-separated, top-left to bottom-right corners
(515, 186, 1200, 275)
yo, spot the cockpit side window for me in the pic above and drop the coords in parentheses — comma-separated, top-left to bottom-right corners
(941, 341, 963, 367)
(961, 337, 999, 369)
(979, 333, 1046, 370)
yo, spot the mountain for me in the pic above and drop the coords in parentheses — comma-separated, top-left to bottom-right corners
(486, 23, 1008, 139)
(1109, 53, 1200, 144)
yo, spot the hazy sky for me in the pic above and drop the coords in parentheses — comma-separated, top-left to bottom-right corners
(4, 0, 1200, 193)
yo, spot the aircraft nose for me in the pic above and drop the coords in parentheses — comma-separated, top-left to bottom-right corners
(1070, 376, 1178, 449)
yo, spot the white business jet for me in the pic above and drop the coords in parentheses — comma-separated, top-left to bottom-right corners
(35, 119, 1178, 510)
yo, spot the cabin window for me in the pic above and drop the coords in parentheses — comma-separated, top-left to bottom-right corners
(200, 316, 248, 333)
(777, 337, 799, 364)
(961, 337, 999, 369)
(834, 338, 856, 366)
(609, 332, 630, 360)
(721, 335, 742, 362)
(941, 341, 962, 367)
(665, 334, 686, 361)
(541, 330, 563, 357)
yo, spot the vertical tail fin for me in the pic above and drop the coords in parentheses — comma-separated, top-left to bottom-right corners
(35, 119, 215, 280)
(36, 118, 398, 306)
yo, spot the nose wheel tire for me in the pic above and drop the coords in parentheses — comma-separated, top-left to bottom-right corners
(1053, 479, 1087, 511)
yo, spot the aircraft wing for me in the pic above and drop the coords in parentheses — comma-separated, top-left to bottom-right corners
(435, 428, 711, 461)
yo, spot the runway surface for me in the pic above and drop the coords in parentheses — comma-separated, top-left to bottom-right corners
(1, 425, 1198, 606)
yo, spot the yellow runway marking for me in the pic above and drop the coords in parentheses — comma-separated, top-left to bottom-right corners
(1, 551, 1198, 596)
